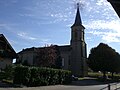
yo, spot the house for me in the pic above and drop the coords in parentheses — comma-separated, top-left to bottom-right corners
(17, 5, 88, 77)
(108, 0, 120, 18)
(0, 34, 17, 69)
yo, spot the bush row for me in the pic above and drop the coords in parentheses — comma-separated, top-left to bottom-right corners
(13, 65, 71, 86)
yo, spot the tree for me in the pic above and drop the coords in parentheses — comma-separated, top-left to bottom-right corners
(88, 43, 120, 79)
(35, 45, 62, 68)
(54, 46, 62, 69)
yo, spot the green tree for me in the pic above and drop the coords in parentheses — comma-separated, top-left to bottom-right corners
(88, 43, 120, 79)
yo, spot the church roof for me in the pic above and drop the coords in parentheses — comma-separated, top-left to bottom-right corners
(108, 0, 120, 18)
(73, 6, 82, 25)
(18, 45, 71, 54)
(18, 47, 46, 54)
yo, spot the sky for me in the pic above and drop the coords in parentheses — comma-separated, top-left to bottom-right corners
(0, 0, 120, 56)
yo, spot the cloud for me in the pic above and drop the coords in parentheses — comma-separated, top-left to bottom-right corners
(17, 32, 52, 46)
(102, 33, 120, 43)
(87, 30, 120, 43)
(9, 39, 18, 46)
(86, 37, 92, 41)
(0, 23, 10, 30)
(48, 0, 90, 23)
(52, 0, 120, 44)
(80, 0, 120, 43)
(39, 39, 52, 46)
(0, 23, 37, 41)
(96, 0, 109, 6)
(85, 18, 120, 43)
(11, 0, 18, 4)
(19, 13, 35, 17)
(85, 20, 120, 31)
(17, 32, 37, 40)
(0, 23, 20, 36)
(0, 23, 51, 45)
(41, 39, 50, 42)
(1, 0, 119, 45)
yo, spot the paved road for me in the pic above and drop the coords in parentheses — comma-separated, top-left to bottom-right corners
(0, 78, 120, 90)
(0, 84, 108, 90)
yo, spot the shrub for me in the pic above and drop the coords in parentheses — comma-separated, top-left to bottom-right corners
(13, 65, 71, 86)
(0, 72, 6, 80)
(0, 65, 16, 80)
(13, 65, 31, 86)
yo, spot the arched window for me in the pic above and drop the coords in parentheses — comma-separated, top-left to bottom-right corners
(74, 30, 77, 40)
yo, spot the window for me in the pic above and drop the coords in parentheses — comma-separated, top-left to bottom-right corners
(74, 31, 77, 40)
(62, 58, 64, 66)
(68, 56, 70, 65)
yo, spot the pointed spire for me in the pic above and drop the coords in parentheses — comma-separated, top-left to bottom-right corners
(71, 3, 83, 27)
(75, 3, 82, 24)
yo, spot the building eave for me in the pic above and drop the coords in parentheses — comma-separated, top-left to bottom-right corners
(108, 0, 120, 18)
(0, 34, 17, 58)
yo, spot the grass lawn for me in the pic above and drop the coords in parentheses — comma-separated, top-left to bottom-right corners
(2, 79, 13, 84)
(88, 72, 120, 82)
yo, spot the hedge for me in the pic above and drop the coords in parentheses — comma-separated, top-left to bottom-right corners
(13, 66, 71, 86)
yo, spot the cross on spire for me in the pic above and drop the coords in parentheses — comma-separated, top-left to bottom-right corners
(77, 3, 79, 9)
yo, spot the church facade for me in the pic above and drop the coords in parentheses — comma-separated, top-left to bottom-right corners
(17, 6, 88, 77)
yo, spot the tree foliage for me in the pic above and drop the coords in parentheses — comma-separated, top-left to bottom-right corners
(88, 43, 120, 77)
(35, 45, 62, 68)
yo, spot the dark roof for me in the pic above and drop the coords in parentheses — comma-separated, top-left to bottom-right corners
(71, 5, 85, 29)
(18, 45, 59, 54)
(18, 45, 71, 54)
(18, 47, 44, 54)
(21, 47, 36, 52)
(0, 34, 17, 58)
(108, 0, 120, 18)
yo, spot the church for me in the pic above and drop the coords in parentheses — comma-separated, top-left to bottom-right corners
(17, 5, 88, 77)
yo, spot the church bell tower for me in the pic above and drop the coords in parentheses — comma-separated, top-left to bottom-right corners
(70, 3, 88, 77)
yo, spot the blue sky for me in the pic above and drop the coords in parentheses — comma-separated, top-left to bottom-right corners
(0, 0, 120, 56)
